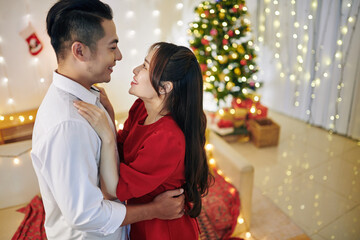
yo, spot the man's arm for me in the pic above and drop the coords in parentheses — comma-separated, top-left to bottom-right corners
(121, 189, 185, 226)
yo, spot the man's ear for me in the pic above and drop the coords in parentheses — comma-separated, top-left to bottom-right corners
(71, 41, 90, 61)
(160, 81, 173, 94)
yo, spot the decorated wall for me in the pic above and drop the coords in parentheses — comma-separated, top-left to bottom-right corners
(0, 0, 359, 140)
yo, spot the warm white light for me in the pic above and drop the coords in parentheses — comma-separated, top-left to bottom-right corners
(341, 26, 348, 34)
(275, 10, 280, 16)
(276, 32, 281, 38)
(274, 20, 280, 28)
(13, 158, 20, 165)
(152, 10, 160, 17)
(176, 3, 183, 10)
(348, 17, 354, 23)
(0, 116, 4, 121)
(308, 15, 313, 20)
(276, 42, 281, 48)
(250, 106, 256, 113)
(275, 53, 280, 58)
(127, 30, 135, 38)
(290, 74, 295, 81)
(265, 8, 270, 14)
(3, 77, 8, 84)
(0, 56, 4, 63)
(312, 1, 317, 8)
(154, 28, 161, 35)
(245, 232, 252, 239)
(291, 11, 296, 16)
(118, 123, 124, 130)
(280, 72, 285, 78)
(237, 217, 244, 224)
(294, 22, 300, 28)
(40, 78, 45, 83)
(209, 158, 216, 165)
(7, 98, 14, 104)
(297, 44, 303, 50)
(125, 11, 134, 18)
(337, 40, 343, 45)
(29, 115, 33, 120)
(323, 72, 328, 78)
(335, 51, 342, 59)
(303, 25, 308, 30)
(130, 49, 137, 56)
(177, 20, 183, 26)
(32, 57, 39, 64)
(205, 143, 214, 151)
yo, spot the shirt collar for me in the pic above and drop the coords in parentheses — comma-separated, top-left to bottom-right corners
(52, 71, 100, 105)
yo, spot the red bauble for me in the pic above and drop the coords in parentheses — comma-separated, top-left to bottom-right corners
(228, 30, 234, 37)
(240, 59, 247, 65)
(200, 63, 207, 72)
(201, 38, 210, 45)
(222, 39, 228, 45)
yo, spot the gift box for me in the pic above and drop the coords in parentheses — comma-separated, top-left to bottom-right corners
(232, 97, 268, 120)
(248, 118, 280, 148)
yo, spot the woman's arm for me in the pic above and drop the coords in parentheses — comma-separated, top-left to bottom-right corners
(73, 101, 119, 198)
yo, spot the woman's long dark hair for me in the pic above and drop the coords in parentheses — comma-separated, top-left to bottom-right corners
(149, 42, 213, 218)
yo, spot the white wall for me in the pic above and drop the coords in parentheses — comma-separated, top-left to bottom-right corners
(0, 0, 201, 115)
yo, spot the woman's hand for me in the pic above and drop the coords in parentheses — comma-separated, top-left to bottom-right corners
(73, 100, 114, 141)
(97, 87, 115, 122)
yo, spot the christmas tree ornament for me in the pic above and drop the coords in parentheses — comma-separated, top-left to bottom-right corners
(19, 23, 43, 56)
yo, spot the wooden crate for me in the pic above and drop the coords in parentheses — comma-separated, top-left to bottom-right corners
(0, 109, 37, 144)
(248, 118, 280, 148)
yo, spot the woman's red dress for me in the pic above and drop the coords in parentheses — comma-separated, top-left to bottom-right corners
(116, 99, 198, 240)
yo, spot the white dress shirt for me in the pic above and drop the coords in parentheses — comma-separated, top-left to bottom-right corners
(31, 71, 127, 240)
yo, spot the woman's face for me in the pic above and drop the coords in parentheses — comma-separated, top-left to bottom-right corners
(129, 48, 159, 100)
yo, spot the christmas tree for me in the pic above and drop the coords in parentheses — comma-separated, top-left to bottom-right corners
(188, 0, 260, 105)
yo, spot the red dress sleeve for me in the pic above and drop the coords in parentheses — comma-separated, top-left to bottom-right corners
(117, 99, 145, 161)
(116, 127, 185, 202)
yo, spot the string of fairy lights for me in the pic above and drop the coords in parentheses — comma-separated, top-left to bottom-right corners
(256, 0, 359, 134)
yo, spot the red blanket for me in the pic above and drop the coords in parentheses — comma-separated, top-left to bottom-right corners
(12, 195, 47, 240)
(198, 169, 243, 240)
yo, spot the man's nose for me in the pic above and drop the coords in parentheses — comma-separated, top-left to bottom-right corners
(115, 47, 122, 61)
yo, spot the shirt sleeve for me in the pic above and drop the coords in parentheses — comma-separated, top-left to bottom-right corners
(39, 120, 126, 235)
(116, 128, 185, 201)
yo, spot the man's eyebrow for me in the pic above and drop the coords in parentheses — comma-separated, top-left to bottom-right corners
(109, 39, 119, 45)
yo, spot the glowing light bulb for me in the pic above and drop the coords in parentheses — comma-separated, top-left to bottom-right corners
(176, 3, 183, 10)
(13, 158, 20, 165)
(237, 217, 244, 224)
(126, 11, 134, 18)
(8, 98, 14, 104)
(0, 56, 4, 63)
(19, 116, 25, 122)
(152, 10, 160, 17)
(154, 28, 161, 35)
(118, 123, 124, 130)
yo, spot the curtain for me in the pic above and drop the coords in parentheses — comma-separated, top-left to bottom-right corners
(252, 0, 360, 140)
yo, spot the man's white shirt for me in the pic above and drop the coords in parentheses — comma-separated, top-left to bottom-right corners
(31, 71, 127, 239)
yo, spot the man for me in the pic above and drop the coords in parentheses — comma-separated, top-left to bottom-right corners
(31, 0, 184, 239)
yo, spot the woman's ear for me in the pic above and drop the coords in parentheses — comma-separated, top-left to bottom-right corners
(71, 41, 90, 61)
(160, 81, 173, 94)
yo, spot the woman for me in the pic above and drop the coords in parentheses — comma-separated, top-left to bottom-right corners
(74, 42, 212, 239)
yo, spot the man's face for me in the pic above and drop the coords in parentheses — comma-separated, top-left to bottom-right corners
(87, 19, 122, 85)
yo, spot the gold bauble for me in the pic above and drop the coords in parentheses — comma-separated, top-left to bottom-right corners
(219, 12, 225, 19)
(218, 55, 228, 64)
(219, 73, 226, 82)
(234, 68, 241, 75)
(237, 45, 245, 54)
